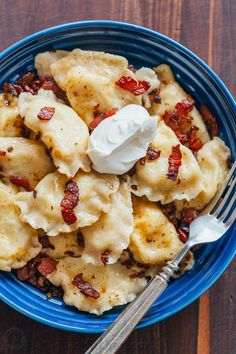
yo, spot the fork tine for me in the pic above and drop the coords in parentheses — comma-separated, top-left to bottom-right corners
(212, 177, 236, 216)
(225, 204, 236, 227)
(219, 191, 236, 221)
(204, 161, 236, 214)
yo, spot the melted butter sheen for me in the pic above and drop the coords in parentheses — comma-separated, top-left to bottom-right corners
(87, 104, 158, 174)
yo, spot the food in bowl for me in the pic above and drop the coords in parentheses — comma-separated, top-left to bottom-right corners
(0, 49, 230, 315)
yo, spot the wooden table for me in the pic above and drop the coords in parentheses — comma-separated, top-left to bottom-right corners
(0, 1, 235, 353)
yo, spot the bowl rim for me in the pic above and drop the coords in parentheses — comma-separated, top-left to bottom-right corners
(0, 20, 235, 333)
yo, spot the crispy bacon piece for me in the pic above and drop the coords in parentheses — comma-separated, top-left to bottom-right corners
(139, 147, 161, 166)
(200, 104, 218, 138)
(3, 82, 20, 96)
(16, 264, 31, 281)
(139, 157, 146, 165)
(16, 253, 63, 298)
(3, 72, 67, 101)
(162, 97, 203, 151)
(148, 89, 161, 103)
(147, 147, 161, 160)
(90, 107, 118, 129)
(10, 176, 30, 191)
(101, 249, 111, 265)
(72, 273, 100, 299)
(116, 75, 150, 96)
(64, 180, 79, 195)
(17, 72, 36, 86)
(37, 106, 55, 121)
(175, 97, 195, 116)
(188, 127, 203, 152)
(37, 258, 58, 277)
(181, 208, 199, 225)
(0, 150, 6, 156)
(178, 228, 188, 243)
(61, 209, 77, 225)
(167, 144, 182, 181)
(60, 180, 79, 225)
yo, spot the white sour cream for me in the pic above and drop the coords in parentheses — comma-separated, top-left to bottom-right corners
(87, 104, 157, 174)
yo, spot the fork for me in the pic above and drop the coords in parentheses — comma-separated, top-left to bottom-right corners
(86, 161, 236, 354)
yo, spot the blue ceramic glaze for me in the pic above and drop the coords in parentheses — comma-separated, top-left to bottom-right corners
(0, 21, 235, 333)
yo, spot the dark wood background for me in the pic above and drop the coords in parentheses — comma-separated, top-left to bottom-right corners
(0, 1, 235, 353)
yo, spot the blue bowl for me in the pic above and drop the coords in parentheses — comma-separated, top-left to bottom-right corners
(0, 21, 235, 333)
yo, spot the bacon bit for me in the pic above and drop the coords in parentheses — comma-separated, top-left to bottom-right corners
(16, 253, 63, 298)
(175, 130, 189, 144)
(0, 150, 6, 156)
(148, 89, 161, 103)
(175, 97, 195, 116)
(188, 127, 203, 152)
(23, 85, 35, 95)
(167, 144, 182, 181)
(90, 107, 118, 129)
(181, 208, 199, 225)
(129, 271, 146, 279)
(101, 249, 111, 265)
(64, 180, 79, 195)
(10, 176, 30, 191)
(3, 82, 20, 96)
(139, 156, 146, 165)
(37, 106, 55, 121)
(162, 97, 200, 147)
(7, 146, 13, 152)
(178, 228, 188, 243)
(139, 147, 161, 165)
(200, 105, 218, 138)
(131, 184, 138, 190)
(116, 76, 150, 96)
(17, 72, 36, 86)
(60, 180, 79, 225)
(3, 72, 67, 101)
(61, 209, 77, 225)
(16, 264, 31, 281)
(128, 64, 136, 73)
(37, 258, 58, 277)
(89, 116, 103, 129)
(41, 81, 53, 91)
(147, 147, 161, 160)
(72, 273, 100, 299)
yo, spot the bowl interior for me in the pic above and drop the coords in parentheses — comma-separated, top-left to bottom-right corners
(0, 21, 235, 333)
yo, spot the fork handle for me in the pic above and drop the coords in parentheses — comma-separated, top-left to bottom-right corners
(85, 262, 179, 354)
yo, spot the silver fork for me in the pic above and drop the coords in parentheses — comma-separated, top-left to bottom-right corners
(86, 161, 236, 354)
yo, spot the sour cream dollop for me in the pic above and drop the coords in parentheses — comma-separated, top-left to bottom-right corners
(87, 104, 158, 174)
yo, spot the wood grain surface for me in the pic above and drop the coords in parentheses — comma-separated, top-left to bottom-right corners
(0, 1, 235, 353)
